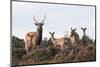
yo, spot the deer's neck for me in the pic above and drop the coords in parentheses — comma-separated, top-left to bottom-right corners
(51, 36, 55, 41)
(37, 28, 43, 41)
(74, 32, 79, 42)
(84, 32, 86, 36)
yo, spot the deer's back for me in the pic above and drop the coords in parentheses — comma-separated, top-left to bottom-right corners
(54, 38, 65, 45)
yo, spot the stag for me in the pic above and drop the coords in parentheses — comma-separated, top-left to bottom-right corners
(49, 32, 69, 49)
(70, 28, 79, 46)
(24, 16, 46, 53)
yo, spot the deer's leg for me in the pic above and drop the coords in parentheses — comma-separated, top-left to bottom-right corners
(54, 44, 56, 48)
(37, 45, 39, 49)
(25, 40, 28, 53)
(35, 45, 38, 50)
(25, 38, 31, 53)
(32, 39, 37, 49)
(61, 45, 64, 50)
(28, 39, 32, 51)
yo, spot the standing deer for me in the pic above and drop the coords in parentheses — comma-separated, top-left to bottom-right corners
(24, 16, 46, 53)
(70, 28, 79, 46)
(81, 27, 88, 45)
(49, 32, 69, 49)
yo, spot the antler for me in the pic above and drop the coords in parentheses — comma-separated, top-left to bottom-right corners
(41, 15, 46, 23)
(33, 16, 39, 23)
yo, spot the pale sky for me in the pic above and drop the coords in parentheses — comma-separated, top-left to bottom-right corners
(12, 1, 95, 40)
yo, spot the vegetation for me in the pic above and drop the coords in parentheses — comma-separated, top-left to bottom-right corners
(12, 36, 96, 66)
(12, 36, 24, 48)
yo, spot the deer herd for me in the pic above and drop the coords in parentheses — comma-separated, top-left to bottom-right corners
(24, 16, 88, 53)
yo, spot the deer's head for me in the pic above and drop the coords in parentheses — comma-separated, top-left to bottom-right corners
(49, 32, 55, 38)
(71, 28, 76, 37)
(33, 16, 46, 30)
(81, 27, 87, 34)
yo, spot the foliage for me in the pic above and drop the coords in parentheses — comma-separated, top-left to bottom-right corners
(12, 48, 26, 65)
(31, 46, 56, 61)
(12, 36, 24, 48)
(74, 45, 96, 62)
(12, 35, 96, 66)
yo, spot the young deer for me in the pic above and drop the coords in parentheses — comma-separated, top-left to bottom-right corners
(24, 16, 46, 53)
(70, 28, 79, 46)
(49, 32, 69, 49)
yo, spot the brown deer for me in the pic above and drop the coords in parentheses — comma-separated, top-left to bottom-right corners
(49, 32, 69, 49)
(70, 28, 79, 46)
(24, 16, 46, 53)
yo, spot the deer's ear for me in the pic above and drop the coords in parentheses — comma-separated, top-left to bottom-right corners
(74, 28, 76, 31)
(85, 28, 87, 30)
(53, 32, 55, 34)
(35, 23, 38, 25)
(49, 32, 51, 34)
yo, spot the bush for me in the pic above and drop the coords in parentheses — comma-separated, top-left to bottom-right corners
(51, 48, 70, 63)
(47, 46, 56, 57)
(31, 46, 56, 61)
(12, 36, 24, 48)
(12, 48, 26, 65)
(12, 40, 96, 65)
(12, 48, 26, 59)
(74, 45, 96, 62)
(32, 49, 50, 61)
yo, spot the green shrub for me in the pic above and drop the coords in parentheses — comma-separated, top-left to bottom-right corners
(12, 48, 26, 65)
(47, 46, 56, 57)
(12, 36, 24, 48)
(32, 47, 56, 61)
(32, 49, 50, 61)
(75, 45, 96, 62)
(12, 48, 26, 59)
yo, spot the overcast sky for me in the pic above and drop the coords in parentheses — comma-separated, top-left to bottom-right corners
(12, 1, 95, 40)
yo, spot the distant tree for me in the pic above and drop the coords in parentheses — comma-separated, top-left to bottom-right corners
(64, 31, 68, 38)
(12, 36, 24, 48)
(44, 37, 47, 41)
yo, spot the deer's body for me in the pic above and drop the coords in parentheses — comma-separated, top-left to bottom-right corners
(25, 16, 46, 53)
(49, 32, 68, 49)
(52, 38, 65, 48)
(70, 28, 79, 46)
